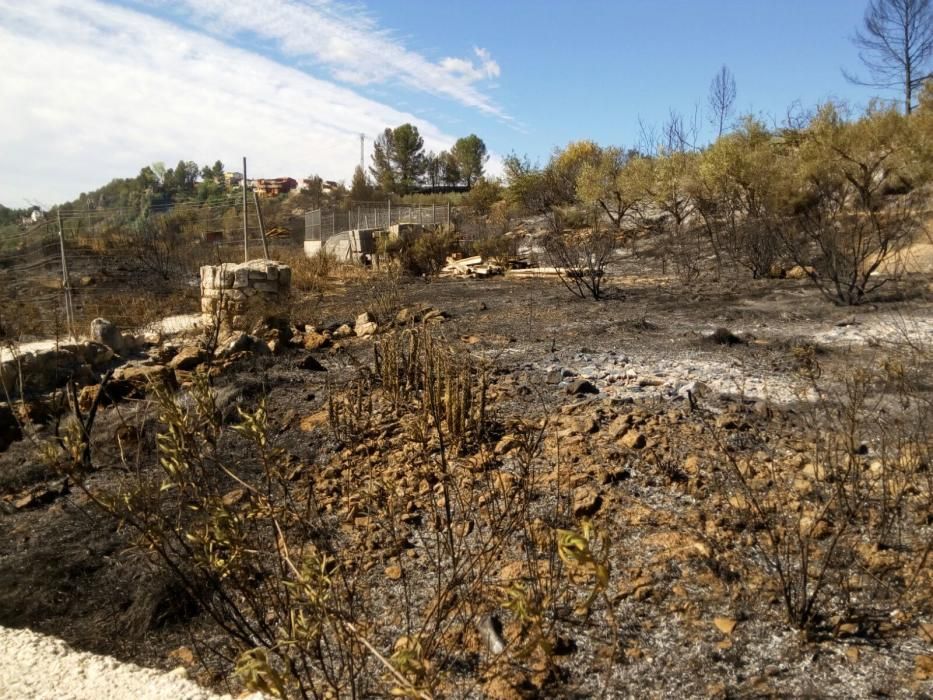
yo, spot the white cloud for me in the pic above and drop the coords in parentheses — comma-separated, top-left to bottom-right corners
(147, 0, 509, 119)
(440, 48, 501, 83)
(0, 0, 460, 205)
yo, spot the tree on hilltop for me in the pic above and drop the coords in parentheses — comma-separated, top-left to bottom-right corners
(844, 0, 933, 114)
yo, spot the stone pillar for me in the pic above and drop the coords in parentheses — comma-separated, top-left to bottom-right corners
(200, 259, 291, 330)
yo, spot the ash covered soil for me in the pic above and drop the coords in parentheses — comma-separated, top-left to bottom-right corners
(1, 248, 932, 698)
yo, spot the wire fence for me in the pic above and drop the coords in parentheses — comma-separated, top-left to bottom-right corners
(305, 201, 453, 242)
(0, 197, 301, 343)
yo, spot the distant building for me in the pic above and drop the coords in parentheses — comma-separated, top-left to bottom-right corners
(321, 180, 340, 195)
(254, 177, 299, 198)
(223, 172, 243, 187)
(20, 208, 43, 225)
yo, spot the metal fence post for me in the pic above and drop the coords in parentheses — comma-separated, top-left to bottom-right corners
(56, 210, 75, 338)
(252, 190, 270, 259)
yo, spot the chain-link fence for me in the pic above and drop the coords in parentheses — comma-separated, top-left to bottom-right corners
(305, 201, 452, 242)
(0, 196, 301, 343)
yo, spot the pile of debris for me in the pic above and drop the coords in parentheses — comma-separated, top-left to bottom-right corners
(440, 255, 503, 278)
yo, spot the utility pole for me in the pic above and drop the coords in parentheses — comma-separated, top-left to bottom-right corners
(242, 156, 248, 262)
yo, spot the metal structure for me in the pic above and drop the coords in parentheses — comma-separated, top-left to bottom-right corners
(305, 201, 452, 243)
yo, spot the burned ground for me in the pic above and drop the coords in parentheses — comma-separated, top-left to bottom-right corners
(1, 247, 931, 698)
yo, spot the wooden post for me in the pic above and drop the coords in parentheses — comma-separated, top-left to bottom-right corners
(387, 198, 392, 227)
(252, 190, 270, 259)
(242, 156, 248, 262)
(56, 210, 75, 339)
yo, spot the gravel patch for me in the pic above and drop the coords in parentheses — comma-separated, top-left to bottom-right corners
(0, 626, 264, 700)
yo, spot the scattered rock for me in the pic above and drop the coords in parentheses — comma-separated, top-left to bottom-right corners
(298, 354, 327, 372)
(167, 646, 196, 667)
(677, 380, 709, 402)
(786, 264, 816, 280)
(215, 332, 269, 358)
(620, 430, 646, 450)
(303, 331, 331, 351)
(90, 318, 126, 353)
(566, 379, 598, 396)
(573, 486, 602, 517)
(168, 346, 206, 371)
(332, 324, 354, 339)
(713, 617, 737, 635)
(422, 308, 449, 323)
(299, 410, 329, 432)
(0, 403, 22, 452)
(384, 563, 402, 581)
(111, 364, 177, 399)
(914, 654, 933, 681)
(354, 312, 378, 337)
(707, 327, 744, 346)
(476, 615, 506, 655)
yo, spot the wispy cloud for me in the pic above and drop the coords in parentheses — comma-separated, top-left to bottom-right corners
(142, 0, 510, 120)
(0, 0, 461, 205)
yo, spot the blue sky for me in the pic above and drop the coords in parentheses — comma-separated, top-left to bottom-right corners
(0, 0, 881, 206)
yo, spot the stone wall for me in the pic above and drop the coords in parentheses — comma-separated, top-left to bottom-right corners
(200, 259, 291, 329)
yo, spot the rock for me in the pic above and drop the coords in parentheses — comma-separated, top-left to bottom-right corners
(786, 264, 816, 280)
(566, 379, 598, 396)
(715, 413, 741, 430)
(112, 364, 177, 396)
(494, 434, 519, 455)
(298, 354, 327, 372)
(422, 308, 448, 323)
(253, 315, 293, 344)
(545, 369, 563, 384)
(167, 646, 196, 667)
(677, 380, 709, 401)
(476, 615, 506, 655)
(0, 403, 22, 452)
(70, 342, 115, 369)
(713, 617, 737, 635)
(303, 331, 331, 351)
(620, 430, 646, 450)
(90, 318, 125, 353)
(384, 563, 403, 580)
(355, 321, 378, 337)
(707, 327, 744, 346)
(573, 486, 602, 517)
(215, 332, 269, 358)
(607, 415, 633, 439)
(332, 324, 354, 339)
(299, 410, 329, 432)
(914, 654, 933, 681)
(168, 346, 206, 371)
(395, 307, 415, 324)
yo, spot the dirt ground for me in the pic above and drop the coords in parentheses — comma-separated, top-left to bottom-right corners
(1, 246, 932, 698)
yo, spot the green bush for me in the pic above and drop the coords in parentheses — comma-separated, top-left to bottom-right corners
(382, 227, 460, 276)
